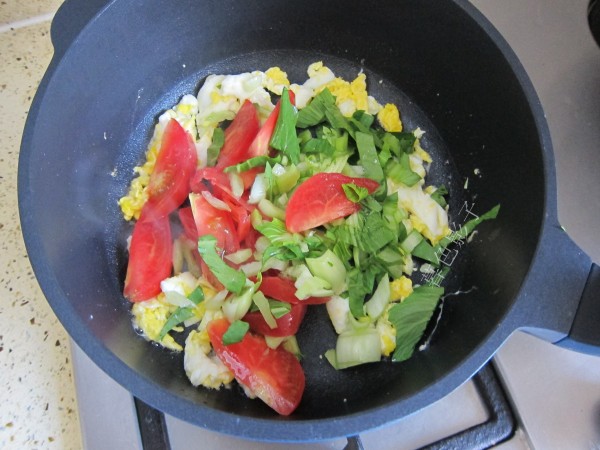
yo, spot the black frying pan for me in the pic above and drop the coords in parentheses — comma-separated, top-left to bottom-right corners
(18, 0, 600, 441)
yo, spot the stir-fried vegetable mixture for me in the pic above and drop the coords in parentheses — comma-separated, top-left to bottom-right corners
(119, 62, 499, 415)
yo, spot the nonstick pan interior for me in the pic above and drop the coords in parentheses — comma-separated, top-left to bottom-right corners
(20, 0, 547, 439)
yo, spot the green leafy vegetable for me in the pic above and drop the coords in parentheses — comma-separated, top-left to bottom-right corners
(197, 235, 246, 294)
(222, 320, 250, 345)
(434, 204, 501, 252)
(158, 307, 195, 341)
(342, 183, 370, 203)
(188, 286, 205, 305)
(388, 285, 445, 362)
(270, 88, 300, 164)
(207, 127, 224, 166)
(224, 155, 282, 173)
(355, 131, 384, 184)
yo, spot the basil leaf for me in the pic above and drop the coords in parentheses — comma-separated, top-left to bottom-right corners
(158, 307, 195, 341)
(222, 320, 250, 345)
(388, 285, 445, 362)
(197, 235, 246, 294)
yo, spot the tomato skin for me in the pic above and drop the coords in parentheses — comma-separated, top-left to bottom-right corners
(178, 206, 197, 241)
(189, 192, 239, 254)
(216, 100, 260, 169)
(123, 214, 172, 302)
(285, 173, 380, 232)
(243, 303, 307, 337)
(207, 318, 305, 415)
(140, 119, 197, 222)
(259, 275, 331, 305)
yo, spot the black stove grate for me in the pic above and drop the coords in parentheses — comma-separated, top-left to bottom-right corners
(134, 363, 516, 450)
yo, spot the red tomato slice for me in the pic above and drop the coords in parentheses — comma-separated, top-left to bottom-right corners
(259, 275, 331, 305)
(123, 214, 172, 302)
(207, 318, 305, 415)
(285, 173, 380, 233)
(189, 192, 239, 254)
(243, 303, 307, 337)
(140, 119, 197, 222)
(178, 206, 197, 241)
(216, 100, 260, 169)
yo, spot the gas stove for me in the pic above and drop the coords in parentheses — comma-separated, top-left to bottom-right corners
(70, 1, 600, 448)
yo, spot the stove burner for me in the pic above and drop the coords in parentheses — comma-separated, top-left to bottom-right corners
(133, 363, 516, 450)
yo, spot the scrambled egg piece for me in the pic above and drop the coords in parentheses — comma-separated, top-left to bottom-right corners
(377, 103, 403, 132)
(376, 306, 397, 357)
(264, 67, 290, 95)
(184, 329, 233, 389)
(318, 72, 382, 117)
(290, 61, 383, 117)
(290, 61, 336, 108)
(388, 183, 451, 245)
(390, 276, 413, 302)
(132, 296, 182, 351)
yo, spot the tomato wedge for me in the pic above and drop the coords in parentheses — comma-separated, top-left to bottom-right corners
(259, 275, 331, 305)
(247, 90, 296, 159)
(243, 303, 307, 337)
(140, 119, 197, 222)
(215, 100, 260, 169)
(123, 214, 172, 302)
(207, 318, 305, 415)
(285, 173, 380, 232)
(189, 192, 239, 254)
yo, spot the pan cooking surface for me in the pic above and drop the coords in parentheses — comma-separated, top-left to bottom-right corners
(106, 50, 468, 418)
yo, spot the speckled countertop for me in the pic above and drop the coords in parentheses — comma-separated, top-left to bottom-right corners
(0, 0, 82, 449)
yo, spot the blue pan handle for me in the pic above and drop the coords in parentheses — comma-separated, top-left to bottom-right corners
(516, 221, 600, 356)
(555, 262, 600, 354)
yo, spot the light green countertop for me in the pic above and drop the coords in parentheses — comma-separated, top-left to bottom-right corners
(0, 1, 82, 448)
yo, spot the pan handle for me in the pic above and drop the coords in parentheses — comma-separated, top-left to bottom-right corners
(517, 223, 600, 356)
(554, 263, 600, 354)
(50, 0, 113, 59)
